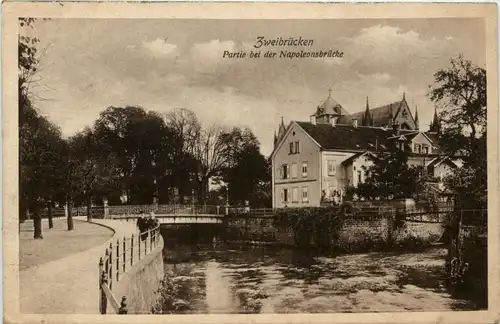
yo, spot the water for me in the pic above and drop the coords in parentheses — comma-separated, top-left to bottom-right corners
(156, 244, 482, 314)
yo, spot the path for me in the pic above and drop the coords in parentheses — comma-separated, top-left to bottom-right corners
(20, 218, 137, 314)
(19, 218, 113, 271)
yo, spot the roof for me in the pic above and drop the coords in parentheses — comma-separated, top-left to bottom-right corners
(427, 156, 459, 168)
(315, 91, 350, 116)
(338, 100, 402, 126)
(296, 122, 395, 151)
(341, 151, 377, 166)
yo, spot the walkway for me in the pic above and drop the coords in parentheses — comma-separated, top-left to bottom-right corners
(20, 217, 137, 314)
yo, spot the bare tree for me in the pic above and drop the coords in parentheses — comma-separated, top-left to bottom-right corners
(192, 124, 233, 203)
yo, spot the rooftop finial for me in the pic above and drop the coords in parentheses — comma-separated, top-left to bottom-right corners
(402, 92, 406, 100)
(328, 87, 332, 98)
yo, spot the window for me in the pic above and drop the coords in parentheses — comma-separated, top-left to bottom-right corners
(292, 187, 299, 203)
(282, 188, 288, 203)
(291, 163, 298, 179)
(302, 187, 309, 202)
(327, 160, 336, 176)
(302, 162, 308, 177)
(289, 142, 294, 154)
(423, 146, 429, 154)
(295, 141, 300, 154)
(402, 110, 408, 117)
(282, 164, 289, 179)
(357, 171, 362, 184)
(414, 144, 421, 153)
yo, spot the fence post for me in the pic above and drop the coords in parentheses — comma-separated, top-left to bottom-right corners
(116, 239, 120, 282)
(98, 257, 104, 314)
(138, 232, 141, 261)
(108, 243, 113, 290)
(145, 229, 149, 255)
(100, 268, 108, 314)
(130, 234, 134, 267)
(148, 230, 154, 252)
(123, 237, 126, 273)
(118, 296, 128, 314)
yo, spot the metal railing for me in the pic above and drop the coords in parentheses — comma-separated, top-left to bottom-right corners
(108, 204, 224, 216)
(98, 223, 161, 314)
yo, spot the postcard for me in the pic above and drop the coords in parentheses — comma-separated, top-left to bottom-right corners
(2, 2, 499, 324)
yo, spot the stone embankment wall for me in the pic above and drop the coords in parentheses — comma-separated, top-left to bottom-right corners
(110, 240, 164, 314)
(225, 200, 447, 251)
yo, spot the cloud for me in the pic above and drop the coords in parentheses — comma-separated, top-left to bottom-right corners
(142, 38, 178, 57)
(190, 39, 236, 67)
(358, 72, 393, 84)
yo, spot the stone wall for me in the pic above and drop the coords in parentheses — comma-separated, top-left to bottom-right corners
(226, 211, 445, 251)
(226, 216, 275, 243)
(336, 216, 392, 250)
(110, 242, 164, 314)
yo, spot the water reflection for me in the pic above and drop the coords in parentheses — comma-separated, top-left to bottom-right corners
(158, 244, 480, 314)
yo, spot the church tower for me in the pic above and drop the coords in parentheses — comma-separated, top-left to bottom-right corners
(311, 87, 348, 125)
(429, 107, 441, 133)
(414, 106, 419, 130)
(361, 96, 373, 126)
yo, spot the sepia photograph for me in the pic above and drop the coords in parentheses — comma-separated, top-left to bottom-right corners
(2, 2, 499, 324)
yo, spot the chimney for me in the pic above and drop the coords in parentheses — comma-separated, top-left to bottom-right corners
(352, 118, 358, 128)
(330, 116, 337, 127)
(310, 115, 317, 125)
(392, 122, 401, 136)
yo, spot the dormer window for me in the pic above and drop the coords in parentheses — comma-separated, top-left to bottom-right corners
(414, 144, 421, 154)
(423, 146, 429, 154)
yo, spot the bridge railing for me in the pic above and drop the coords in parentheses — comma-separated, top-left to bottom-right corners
(98, 222, 161, 314)
(108, 204, 225, 216)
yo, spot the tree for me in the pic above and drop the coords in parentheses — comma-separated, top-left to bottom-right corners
(429, 55, 486, 153)
(358, 149, 422, 200)
(428, 55, 487, 208)
(65, 128, 122, 222)
(19, 18, 66, 236)
(191, 124, 234, 203)
(93, 106, 177, 204)
(217, 127, 270, 206)
(164, 108, 201, 203)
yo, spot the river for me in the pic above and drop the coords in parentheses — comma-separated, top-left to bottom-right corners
(155, 243, 482, 314)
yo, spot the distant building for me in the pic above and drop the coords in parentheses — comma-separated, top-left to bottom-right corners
(271, 89, 459, 208)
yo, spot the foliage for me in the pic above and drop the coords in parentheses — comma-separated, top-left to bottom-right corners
(356, 150, 423, 200)
(217, 128, 271, 206)
(19, 18, 67, 234)
(428, 55, 487, 208)
(273, 206, 344, 249)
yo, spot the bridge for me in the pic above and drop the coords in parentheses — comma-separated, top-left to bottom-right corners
(107, 205, 274, 224)
(113, 214, 224, 224)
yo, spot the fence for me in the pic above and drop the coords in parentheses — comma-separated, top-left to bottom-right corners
(108, 204, 223, 216)
(98, 222, 161, 314)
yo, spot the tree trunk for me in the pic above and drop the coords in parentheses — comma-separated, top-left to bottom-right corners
(67, 200, 74, 231)
(86, 196, 93, 222)
(33, 204, 43, 239)
(48, 201, 53, 229)
(20, 198, 28, 223)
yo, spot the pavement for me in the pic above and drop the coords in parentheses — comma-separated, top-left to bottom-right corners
(19, 217, 137, 314)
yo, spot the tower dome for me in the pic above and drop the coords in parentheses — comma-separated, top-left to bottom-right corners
(313, 88, 349, 124)
(318, 88, 343, 115)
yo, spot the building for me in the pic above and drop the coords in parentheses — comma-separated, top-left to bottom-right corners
(271, 89, 459, 208)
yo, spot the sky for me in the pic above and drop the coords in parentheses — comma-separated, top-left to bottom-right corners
(23, 18, 486, 156)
